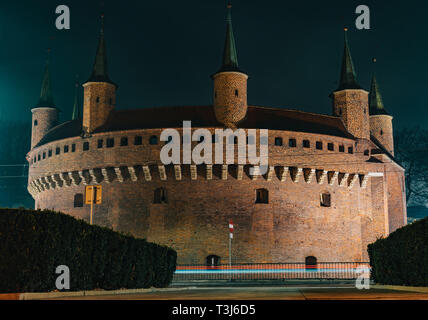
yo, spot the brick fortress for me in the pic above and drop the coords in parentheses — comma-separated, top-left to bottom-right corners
(27, 6, 406, 264)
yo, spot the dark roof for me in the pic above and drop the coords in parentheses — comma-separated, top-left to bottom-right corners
(335, 29, 362, 92)
(33, 105, 355, 148)
(34, 119, 82, 148)
(369, 74, 390, 116)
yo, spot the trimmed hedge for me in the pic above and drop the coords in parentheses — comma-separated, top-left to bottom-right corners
(368, 217, 427, 287)
(0, 208, 177, 293)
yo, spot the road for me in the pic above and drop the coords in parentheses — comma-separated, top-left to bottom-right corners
(47, 286, 428, 300)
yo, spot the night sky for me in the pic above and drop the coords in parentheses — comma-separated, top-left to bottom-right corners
(0, 0, 426, 129)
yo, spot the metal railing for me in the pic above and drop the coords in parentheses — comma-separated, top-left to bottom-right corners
(173, 262, 371, 281)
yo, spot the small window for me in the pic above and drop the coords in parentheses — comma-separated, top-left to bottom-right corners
(34, 120, 38, 126)
(96, 97, 100, 103)
(83, 142, 89, 151)
(107, 138, 114, 148)
(149, 135, 158, 145)
(34, 157, 36, 163)
(64, 145, 69, 153)
(74, 194, 84, 208)
(338, 108, 342, 115)
(48, 150, 52, 157)
(305, 256, 317, 270)
(320, 193, 331, 207)
(56, 147, 60, 155)
(380, 130, 384, 135)
(206, 255, 221, 267)
(339, 145, 345, 152)
(316, 141, 323, 150)
(303, 140, 310, 148)
(256, 189, 269, 204)
(134, 136, 143, 145)
(289, 139, 297, 147)
(235, 89, 239, 97)
(154, 188, 167, 204)
(97, 139, 103, 148)
(120, 137, 128, 146)
(348, 147, 354, 154)
(42, 152, 46, 159)
(275, 137, 283, 146)
(327, 143, 334, 151)
(364, 150, 370, 156)
(72, 144, 76, 152)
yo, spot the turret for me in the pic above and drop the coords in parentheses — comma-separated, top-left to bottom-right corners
(369, 72, 394, 155)
(31, 53, 59, 149)
(212, 1, 248, 129)
(331, 28, 370, 140)
(82, 14, 117, 134)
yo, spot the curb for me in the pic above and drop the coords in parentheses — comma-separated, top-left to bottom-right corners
(0, 287, 198, 300)
(372, 285, 428, 293)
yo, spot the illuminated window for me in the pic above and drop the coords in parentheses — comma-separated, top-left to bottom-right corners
(154, 188, 167, 204)
(256, 189, 269, 204)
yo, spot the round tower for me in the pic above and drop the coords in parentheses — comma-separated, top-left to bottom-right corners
(369, 73, 394, 155)
(212, 2, 248, 129)
(82, 15, 117, 134)
(31, 56, 59, 149)
(331, 28, 370, 141)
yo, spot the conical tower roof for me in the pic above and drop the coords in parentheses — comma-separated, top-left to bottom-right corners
(86, 14, 116, 86)
(216, 1, 243, 73)
(71, 80, 81, 120)
(36, 52, 55, 108)
(369, 73, 389, 115)
(336, 28, 361, 91)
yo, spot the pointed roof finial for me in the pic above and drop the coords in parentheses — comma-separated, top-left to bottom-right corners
(216, 0, 242, 73)
(72, 76, 81, 120)
(336, 27, 361, 91)
(369, 59, 389, 116)
(36, 49, 55, 108)
(86, 13, 116, 86)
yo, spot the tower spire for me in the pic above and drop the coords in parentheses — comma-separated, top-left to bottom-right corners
(337, 28, 361, 91)
(87, 14, 115, 85)
(36, 49, 55, 108)
(369, 59, 389, 115)
(218, 1, 241, 73)
(72, 77, 81, 120)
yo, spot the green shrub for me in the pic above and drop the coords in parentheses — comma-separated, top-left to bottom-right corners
(0, 208, 177, 293)
(368, 217, 428, 286)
